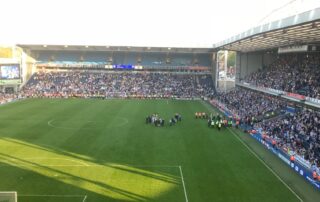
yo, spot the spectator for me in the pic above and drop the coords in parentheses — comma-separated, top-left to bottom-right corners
(256, 109, 320, 168)
(22, 71, 216, 99)
(216, 87, 286, 121)
(243, 53, 320, 99)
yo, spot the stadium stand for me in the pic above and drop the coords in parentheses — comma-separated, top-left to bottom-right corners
(215, 87, 320, 171)
(22, 71, 215, 99)
(215, 87, 287, 121)
(0, 92, 20, 104)
(256, 109, 320, 168)
(243, 53, 320, 99)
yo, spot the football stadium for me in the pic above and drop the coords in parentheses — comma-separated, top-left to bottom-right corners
(1, 0, 320, 202)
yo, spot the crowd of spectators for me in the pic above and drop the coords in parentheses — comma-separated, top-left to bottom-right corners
(243, 53, 320, 99)
(256, 109, 320, 168)
(216, 87, 286, 121)
(22, 71, 215, 98)
(0, 92, 20, 104)
(215, 86, 320, 168)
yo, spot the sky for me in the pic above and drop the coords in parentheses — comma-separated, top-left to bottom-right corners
(0, 0, 319, 48)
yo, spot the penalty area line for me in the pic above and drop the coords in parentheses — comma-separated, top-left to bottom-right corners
(227, 128, 303, 202)
(19, 194, 88, 201)
(19, 194, 86, 198)
(0, 163, 181, 168)
(179, 165, 189, 202)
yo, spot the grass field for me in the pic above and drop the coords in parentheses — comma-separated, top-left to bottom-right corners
(0, 98, 316, 202)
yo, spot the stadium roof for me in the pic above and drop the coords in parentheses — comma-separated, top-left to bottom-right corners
(17, 45, 213, 54)
(214, 7, 320, 52)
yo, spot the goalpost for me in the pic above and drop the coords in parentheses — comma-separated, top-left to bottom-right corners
(0, 192, 17, 202)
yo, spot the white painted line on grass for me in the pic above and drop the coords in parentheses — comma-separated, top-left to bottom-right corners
(83, 195, 87, 202)
(0, 164, 90, 167)
(19, 194, 85, 198)
(179, 165, 189, 202)
(116, 165, 180, 168)
(47, 119, 55, 128)
(0, 162, 180, 168)
(227, 128, 303, 202)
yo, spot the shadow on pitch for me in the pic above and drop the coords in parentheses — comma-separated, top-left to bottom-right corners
(0, 162, 124, 202)
(0, 152, 151, 201)
(0, 137, 180, 185)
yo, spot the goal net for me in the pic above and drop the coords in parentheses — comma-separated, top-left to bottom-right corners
(0, 192, 17, 202)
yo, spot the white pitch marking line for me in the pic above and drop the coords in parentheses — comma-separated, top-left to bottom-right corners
(0, 163, 180, 168)
(0, 164, 91, 167)
(116, 117, 129, 127)
(2, 165, 89, 167)
(179, 165, 189, 202)
(83, 195, 87, 202)
(19, 194, 85, 198)
(114, 165, 180, 168)
(227, 128, 303, 202)
(47, 119, 55, 127)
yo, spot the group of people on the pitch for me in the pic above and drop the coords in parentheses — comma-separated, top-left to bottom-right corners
(146, 113, 182, 127)
(207, 114, 233, 130)
(146, 114, 165, 127)
(195, 112, 208, 119)
(195, 112, 236, 131)
(169, 113, 182, 126)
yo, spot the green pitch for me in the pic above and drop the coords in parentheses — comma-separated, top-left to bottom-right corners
(0, 99, 304, 201)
